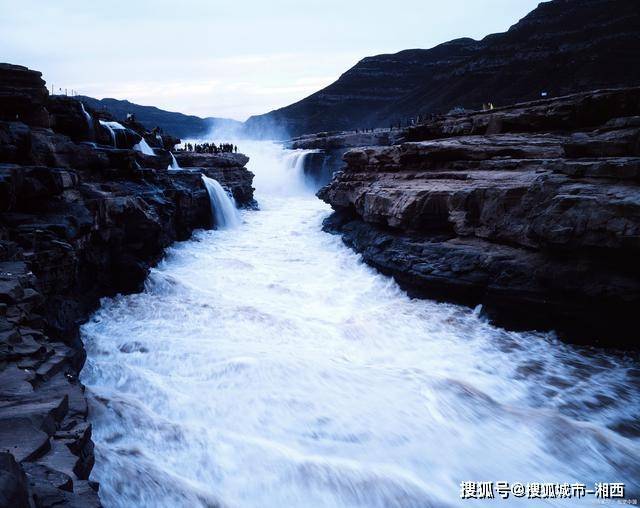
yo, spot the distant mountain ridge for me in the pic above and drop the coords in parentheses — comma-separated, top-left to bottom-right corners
(77, 96, 242, 139)
(244, 0, 640, 138)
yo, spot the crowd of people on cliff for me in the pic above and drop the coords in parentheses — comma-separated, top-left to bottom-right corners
(360, 104, 498, 133)
(181, 142, 238, 154)
(352, 113, 446, 134)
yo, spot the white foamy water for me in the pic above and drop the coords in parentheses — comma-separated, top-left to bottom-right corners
(134, 137, 156, 156)
(201, 175, 242, 229)
(169, 152, 181, 170)
(81, 141, 640, 507)
(99, 120, 126, 147)
(80, 102, 93, 130)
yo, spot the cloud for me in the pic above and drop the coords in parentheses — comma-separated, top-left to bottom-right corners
(0, 0, 541, 119)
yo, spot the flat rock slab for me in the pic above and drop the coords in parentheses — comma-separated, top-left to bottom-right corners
(0, 418, 49, 462)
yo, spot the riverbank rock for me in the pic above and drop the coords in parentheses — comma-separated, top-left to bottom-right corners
(288, 130, 398, 150)
(0, 64, 50, 128)
(174, 152, 256, 208)
(0, 64, 255, 506)
(318, 87, 640, 347)
(175, 151, 249, 169)
(285, 131, 400, 190)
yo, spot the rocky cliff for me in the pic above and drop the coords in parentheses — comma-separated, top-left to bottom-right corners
(0, 63, 254, 507)
(245, 0, 640, 137)
(318, 87, 640, 347)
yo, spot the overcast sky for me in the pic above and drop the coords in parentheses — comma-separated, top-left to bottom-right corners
(1, 0, 541, 120)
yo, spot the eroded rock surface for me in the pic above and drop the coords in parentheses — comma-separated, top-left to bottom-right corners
(0, 64, 255, 506)
(318, 88, 640, 346)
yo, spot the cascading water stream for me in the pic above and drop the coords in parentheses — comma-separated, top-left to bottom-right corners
(168, 152, 181, 170)
(80, 102, 93, 132)
(134, 137, 156, 156)
(81, 140, 640, 508)
(98, 119, 155, 155)
(201, 175, 241, 229)
(98, 120, 126, 148)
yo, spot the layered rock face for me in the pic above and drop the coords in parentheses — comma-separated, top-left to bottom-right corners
(175, 152, 257, 208)
(0, 64, 254, 507)
(318, 87, 640, 346)
(245, 0, 640, 137)
(287, 131, 402, 190)
(289, 130, 398, 150)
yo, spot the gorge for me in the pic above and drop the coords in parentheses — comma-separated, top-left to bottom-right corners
(1, 0, 640, 506)
(80, 141, 640, 507)
(1, 63, 639, 507)
(0, 63, 255, 506)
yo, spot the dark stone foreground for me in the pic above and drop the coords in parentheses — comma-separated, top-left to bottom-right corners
(318, 87, 640, 347)
(0, 63, 255, 507)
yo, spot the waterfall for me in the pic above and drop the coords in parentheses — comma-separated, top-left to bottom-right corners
(285, 151, 310, 175)
(168, 152, 181, 170)
(82, 140, 640, 508)
(80, 102, 92, 131)
(133, 138, 156, 156)
(282, 149, 321, 193)
(98, 120, 154, 155)
(201, 175, 241, 229)
(249, 143, 319, 196)
(99, 120, 125, 148)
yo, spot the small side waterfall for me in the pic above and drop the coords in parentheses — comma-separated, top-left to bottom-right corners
(98, 120, 126, 147)
(133, 138, 156, 156)
(80, 102, 93, 132)
(98, 120, 155, 155)
(168, 152, 180, 170)
(201, 175, 241, 229)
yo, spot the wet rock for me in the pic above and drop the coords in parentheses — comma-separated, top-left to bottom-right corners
(0, 419, 50, 462)
(0, 122, 31, 165)
(47, 96, 93, 143)
(0, 277, 24, 304)
(175, 151, 249, 169)
(289, 130, 397, 150)
(170, 165, 257, 209)
(0, 64, 49, 128)
(23, 463, 72, 492)
(0, 63, 256, 506)
(0, 452, 30, 508)
(564, 127, 640, 158)
(403, 88, 640, 142)
(319, 87, 640, 346)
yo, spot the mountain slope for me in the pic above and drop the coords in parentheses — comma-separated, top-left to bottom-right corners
(77, 96, 242, 139)
(244, 0, 640, 138)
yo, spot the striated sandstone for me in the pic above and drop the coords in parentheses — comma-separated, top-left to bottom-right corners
(0, 64, 255, 507)
(318, 88, 640, 346)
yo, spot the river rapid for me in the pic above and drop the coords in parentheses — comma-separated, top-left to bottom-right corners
(81, 141, 640, 507)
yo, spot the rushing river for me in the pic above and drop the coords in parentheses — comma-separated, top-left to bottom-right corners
(81, 141, 640, 507)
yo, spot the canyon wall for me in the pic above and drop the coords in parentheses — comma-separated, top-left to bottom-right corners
(318, 87, 640, 346)
(245, 0, 640, 137)
(0, 64, 254, 507)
